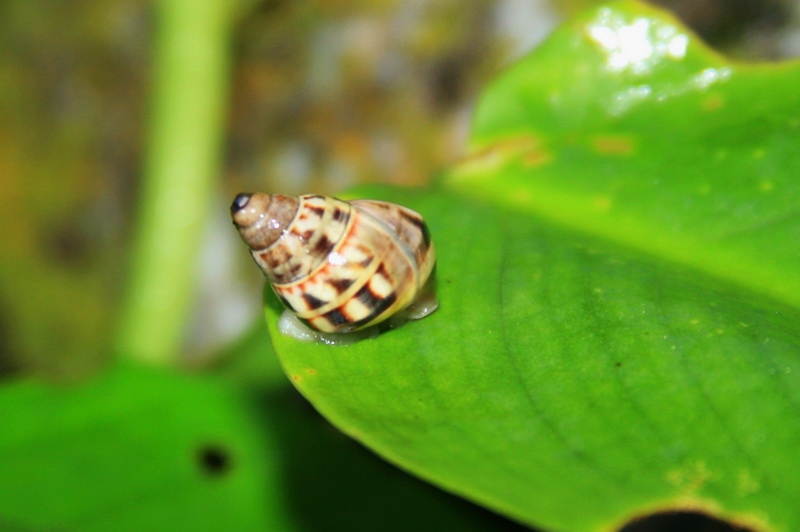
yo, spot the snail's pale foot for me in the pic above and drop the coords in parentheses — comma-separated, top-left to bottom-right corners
(404, 292, 439, 320)
(278, 311, 377, 345)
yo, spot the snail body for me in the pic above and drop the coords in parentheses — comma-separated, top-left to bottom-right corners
(231, 192, 437, 338)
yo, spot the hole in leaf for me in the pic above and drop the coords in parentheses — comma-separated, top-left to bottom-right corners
(620, 511, 757, 532)
(197, 444, 233, 478)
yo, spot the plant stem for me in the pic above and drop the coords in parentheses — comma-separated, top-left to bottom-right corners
(115, 0, 236, 366)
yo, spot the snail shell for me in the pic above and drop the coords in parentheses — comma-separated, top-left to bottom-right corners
(231, 192, 437, 336)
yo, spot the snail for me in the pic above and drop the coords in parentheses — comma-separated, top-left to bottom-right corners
(231, 192, 438, 343)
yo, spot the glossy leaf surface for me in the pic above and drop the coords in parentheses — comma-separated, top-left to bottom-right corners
(268, 2, 800, 530)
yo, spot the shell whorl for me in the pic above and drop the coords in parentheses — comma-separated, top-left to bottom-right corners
(230, 193, 299, 252)
(232, 193, 351, 285)
(231, 192, 436, 333)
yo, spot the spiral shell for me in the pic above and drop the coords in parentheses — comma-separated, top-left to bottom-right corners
(231, 192, 437, 335)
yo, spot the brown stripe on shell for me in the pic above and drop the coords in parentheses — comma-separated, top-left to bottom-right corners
(411, 215, 432, 249)
(320, 307, 349, 327)
(290, 228, 315, 241)
(355, 284, 382, 308)
(310, 287, 398, 332)
(421, 222, 431, 249)
(327, 277, 354, 294)
(354, 279, 396, 312)
(399, 209, 425, 236)
(259, 247, 301, 278)
(270, 243, 382, 323)
(366, 262, 394, 299)
(302, 292, 327, 311)
(394, 211, 432, 270)
(313, 235, 333, 257)
(353, 292, 397, 328)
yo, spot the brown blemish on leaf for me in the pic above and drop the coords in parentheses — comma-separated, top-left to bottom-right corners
(306, 368, 317, 375)
(522, 148, 553, 167)
(456, 135, 545, 173)
(703, 93, 725, 111)
(591, 134, 635, 156)
(486, 135, 542, 153)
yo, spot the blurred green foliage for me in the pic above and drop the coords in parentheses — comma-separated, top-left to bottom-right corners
(1, 0, 794, 378)
(0, 1, 798, 530)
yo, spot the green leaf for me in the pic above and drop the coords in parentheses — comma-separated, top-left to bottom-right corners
(449, 0, 800, 310)
(266, 1, 800, 531)
(0, 362, 288, 531)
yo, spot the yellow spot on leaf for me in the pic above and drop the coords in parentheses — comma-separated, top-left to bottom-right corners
(593, 195, 613, 211)
(759, 180, 774, 192)
(737, 470, 761, 496)
(509, 188, 534, 206)
(454, 135, 546, 177)
(702, 94, 724, 111)
(522, 148, 553, 167)
(591, 134, 635, 156)
(667, 461, 713, 493)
